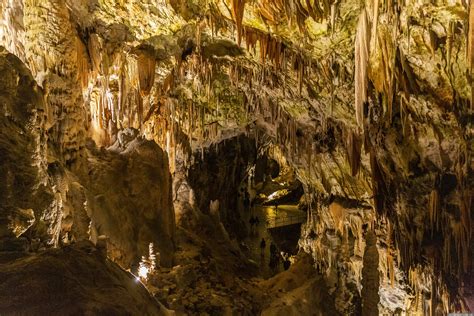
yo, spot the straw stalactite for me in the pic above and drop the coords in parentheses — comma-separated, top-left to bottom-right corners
(387, 221, 395, 287)
(429, 189, 439, 235)
(354, 9, 370, 128)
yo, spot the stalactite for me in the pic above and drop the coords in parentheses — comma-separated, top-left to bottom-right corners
(377, 28, 395, 122)
(354, 9, 370, 128)
(259, 34, 269, 64)
(371, 0, 379, 50)
(445, 21, 454, 81)
(97, 90, 104, 129)
(127, 57, 139, 91)
(294, 53, 304, 94)
(386, 221, 395, 287)
(258, 1, 277, 24)
(400, 96, 406, 136)
(231, 0, 245, 46)
(137, 51, 156, 97)
(428, 189, 439, 235)
(398, 48, 418, 95)
(244, 27, 258, 53)
(88, 33, 102, 75)
(255, 0, 335, 29)
(137, 90, 143, 129)
(329, 202, 344, 234)
(75, 37, 89, 90)
(294, 0, 309, 32)
(468, 0, 474, 109)
(163, 70, 174, 94)
(370, 149, 386, 214)
(346, 130, 362, 176)
(243, 26, 287, 70)
(118, 70, 125, 126)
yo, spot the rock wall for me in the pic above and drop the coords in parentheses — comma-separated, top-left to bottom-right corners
(82, 136, 176, 268)
(43, 134, 177, 269)
(0, 49, 175, 270)
(300, 199, 372, 315)
(187, 135, 257, 239)
(0, 47, 52, 249)
(23, 0, 87, 165)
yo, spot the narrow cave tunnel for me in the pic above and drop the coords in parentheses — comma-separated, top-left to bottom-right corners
(0, 0, 473, 315)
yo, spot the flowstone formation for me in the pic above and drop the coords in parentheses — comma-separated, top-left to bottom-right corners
(0, 0, 473, 314)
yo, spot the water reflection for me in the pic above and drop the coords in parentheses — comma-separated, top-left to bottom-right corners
(244, 204, 305, 278)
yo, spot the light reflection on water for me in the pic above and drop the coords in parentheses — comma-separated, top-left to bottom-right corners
(257, 205, 304, 225)
(245, 204, 305, 278)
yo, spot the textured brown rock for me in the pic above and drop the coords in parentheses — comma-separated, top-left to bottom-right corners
(0, 47, 52, 244)
(0, 45, 175, 269)
(82, 135, 176, 268)
(0, 241, 170, 315)
(23, 0, 87, 165)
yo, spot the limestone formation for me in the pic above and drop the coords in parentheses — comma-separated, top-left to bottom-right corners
(0, 0, 472, 314)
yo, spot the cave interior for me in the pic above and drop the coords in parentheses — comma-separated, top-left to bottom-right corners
(0, 0, 473, 315)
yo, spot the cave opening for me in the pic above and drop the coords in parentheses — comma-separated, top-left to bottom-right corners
(239, 148, 306, 279)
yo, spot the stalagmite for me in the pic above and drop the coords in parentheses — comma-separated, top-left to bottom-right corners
(362, 231, 380, 315)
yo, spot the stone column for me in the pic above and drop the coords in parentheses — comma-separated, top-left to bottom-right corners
(361, 230, 380, 316)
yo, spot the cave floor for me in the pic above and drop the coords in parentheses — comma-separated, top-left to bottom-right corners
(144, 203, 319, 315)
